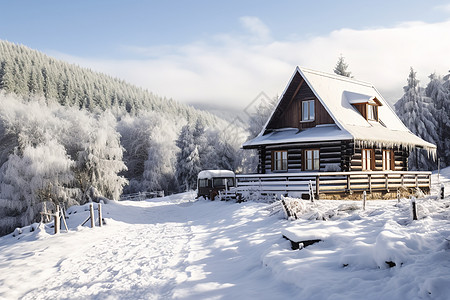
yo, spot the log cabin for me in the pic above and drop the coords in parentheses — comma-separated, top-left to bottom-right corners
(239, 67, 436, 198)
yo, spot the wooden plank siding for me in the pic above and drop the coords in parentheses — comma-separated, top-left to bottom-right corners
(266, 72, 334, 131)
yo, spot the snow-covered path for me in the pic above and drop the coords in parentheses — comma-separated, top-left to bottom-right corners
(0, 193, 298, 299)
(1, 196, 195, 299)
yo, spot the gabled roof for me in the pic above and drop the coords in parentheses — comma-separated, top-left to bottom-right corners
(244, 67, 436, 154)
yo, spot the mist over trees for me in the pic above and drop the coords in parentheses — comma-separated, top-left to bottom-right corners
(395, 67, 450, 170)
(0, 41, 246, 235)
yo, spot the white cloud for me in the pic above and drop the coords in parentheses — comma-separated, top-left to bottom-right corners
(239, 16, 271, 41)
(51, 18, 450, 110)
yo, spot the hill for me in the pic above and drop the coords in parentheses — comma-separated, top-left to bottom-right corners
(0, 40, 218, 124)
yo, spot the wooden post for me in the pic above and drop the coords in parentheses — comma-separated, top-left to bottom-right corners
(98, 203, 102, 227)
(363, 191, 366, 211)
(61, 206, 69, 232)
(346, 175, 351, 192)
(415, 174, 418, 188)
(54, 205, 60, 234)
(309, 180, 315, 203)
(315, 176, 320, 200)
(411, 197, 418, 221)
(401, 174, 404, 187)
(385, 174, 389, 192)
(368, 174, 372, 193)
(90, 203, 95, 228)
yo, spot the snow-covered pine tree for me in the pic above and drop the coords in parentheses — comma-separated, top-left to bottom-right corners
(425, 73, 449, 167)
(334, 55, 352, 77)
(395, 68, 438, 170)
(440, 72, 450, 166)
(175, 124, 202, 191)
(75, 112, 128, 201)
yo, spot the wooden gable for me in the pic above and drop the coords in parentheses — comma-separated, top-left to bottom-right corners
(265, 71, 334, 132)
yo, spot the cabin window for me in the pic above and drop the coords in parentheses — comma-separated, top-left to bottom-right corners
(302, 100, 315, 122)
(303, 149, 320, 171)
(367, 104, 378, 121)
(382, 150, 394, 171)
(362, 149, 374, 171)
(272, 150, 288, 171)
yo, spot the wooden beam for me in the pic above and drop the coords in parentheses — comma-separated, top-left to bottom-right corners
(283, 78, 304, 119)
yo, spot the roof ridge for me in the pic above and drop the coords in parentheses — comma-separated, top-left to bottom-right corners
(298, 66, 373, 87)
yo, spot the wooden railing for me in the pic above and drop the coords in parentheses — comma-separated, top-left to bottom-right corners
(235, 171, 431, 198)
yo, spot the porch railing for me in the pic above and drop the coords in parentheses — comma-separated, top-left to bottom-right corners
(235, 171, 431, 197)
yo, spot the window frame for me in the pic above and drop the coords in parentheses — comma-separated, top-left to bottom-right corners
(382, 150, 394, 171)
(367, 104, 378, 121)
(361, 149, 374, 171)
(303, 149, 320, 171)
(272, 150, 288, 172)
(301, 99, 315, 122)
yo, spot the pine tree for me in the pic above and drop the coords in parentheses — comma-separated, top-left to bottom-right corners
(334, 55, 352, 77)
(395, 68, 438, 170)
(175, 124, 202, 191)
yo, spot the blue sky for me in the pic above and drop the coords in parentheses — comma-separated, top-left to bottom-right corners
(2, 0, 450, 108)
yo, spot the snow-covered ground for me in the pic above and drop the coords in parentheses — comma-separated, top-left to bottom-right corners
(1, 169, 450, 300)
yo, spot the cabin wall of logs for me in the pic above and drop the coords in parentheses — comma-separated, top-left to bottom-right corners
(257, 140, 409, 174)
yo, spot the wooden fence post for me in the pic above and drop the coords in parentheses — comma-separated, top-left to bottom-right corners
(411, 197, 418, 221)
(90, 203, 95, 228)
(61, 206, 69, 232)
(54, 205, 60, 234)
(385, 174, 389, 192)
(98, 203, 102, 227)
(315, 176, 320, 200)
(363, 191, 366, 211)
(309, 180, 315, 203)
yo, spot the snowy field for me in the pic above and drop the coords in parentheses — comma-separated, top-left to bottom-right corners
(1, 170, 450, 299)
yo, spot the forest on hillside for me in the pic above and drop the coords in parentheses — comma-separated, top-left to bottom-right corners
(0, 41, 251, 235)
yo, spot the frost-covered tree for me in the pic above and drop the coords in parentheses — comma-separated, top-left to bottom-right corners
(426, 72, 450, 167)
(334, 55, 352, 77)
(0, 139, 75, 235)
(175, 124, 202, 191)
(75, 112, 128, 201)
(0, 93, 130, 235)
(395, 68, 438, 170)
(118, 112, 177, 194)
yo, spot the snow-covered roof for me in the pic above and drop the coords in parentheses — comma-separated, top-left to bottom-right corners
(250, 67, 436, 153)
(243, 125, 352, 148)
(198, 170, 235, 180)
(344, 91, 380, 105)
